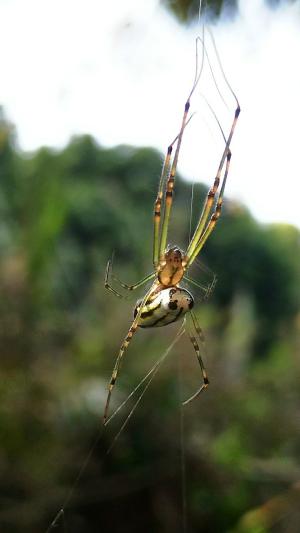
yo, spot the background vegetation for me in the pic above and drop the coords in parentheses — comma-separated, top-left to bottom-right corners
(0, 99, 299, 533)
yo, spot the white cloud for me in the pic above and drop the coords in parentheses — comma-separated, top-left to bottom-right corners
(1, 0, 300, 228)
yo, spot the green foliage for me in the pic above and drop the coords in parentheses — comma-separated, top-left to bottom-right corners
(161, 0, 237, 22)
(0, 113, 299, 532)
(161, 0, 295, 23)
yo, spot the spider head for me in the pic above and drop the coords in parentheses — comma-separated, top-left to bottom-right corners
(165, 246, 182, 263)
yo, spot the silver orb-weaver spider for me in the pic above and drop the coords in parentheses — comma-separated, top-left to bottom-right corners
(104, 38, 240, 424)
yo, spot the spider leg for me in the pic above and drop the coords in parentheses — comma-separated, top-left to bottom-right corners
(182, 310, 209, 406)
(186, 102, 240, 265)
(183, 273, 217, 299)
(104, 259, 155, 299)
(157, 39, 204, 261)
(204, 273, 218, 300)
(153, 114, 195, 267)
(103, 284, 156, 424)
(153, 144, 173, 268)
(158, 100, 191, 259)
(187, 147, 232, 266)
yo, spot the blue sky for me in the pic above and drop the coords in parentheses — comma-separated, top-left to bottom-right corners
(1, 0, 300, 228)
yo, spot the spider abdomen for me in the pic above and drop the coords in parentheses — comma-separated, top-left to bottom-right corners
(134, 287, 194, 328)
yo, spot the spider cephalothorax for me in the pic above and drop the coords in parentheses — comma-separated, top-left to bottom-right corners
(158, 246, 187, 287)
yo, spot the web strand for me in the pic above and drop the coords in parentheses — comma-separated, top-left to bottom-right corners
(178, 351, 188, 533)
(45, 325, 185, 532)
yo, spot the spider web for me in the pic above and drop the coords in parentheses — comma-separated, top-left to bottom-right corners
(45, 324, 186, 533)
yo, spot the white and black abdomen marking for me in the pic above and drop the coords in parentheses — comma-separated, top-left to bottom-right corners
(134, 287, 194, 328)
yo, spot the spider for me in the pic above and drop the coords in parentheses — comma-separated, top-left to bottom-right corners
(104, 39, 240, 424)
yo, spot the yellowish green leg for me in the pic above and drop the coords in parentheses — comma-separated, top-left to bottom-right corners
(159, 101, 191, 258)
(155, 37, 203, 262)
(153, 145, 172, 267)
(153, 116, 194, 267)
(105, 259, 155, 299)
(183, 311, 209, 406)
(186, 101, 240, 261)
(183, 273, 217, 300)
(187, 149, 232, 266)
(103, 284, 155, 424)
